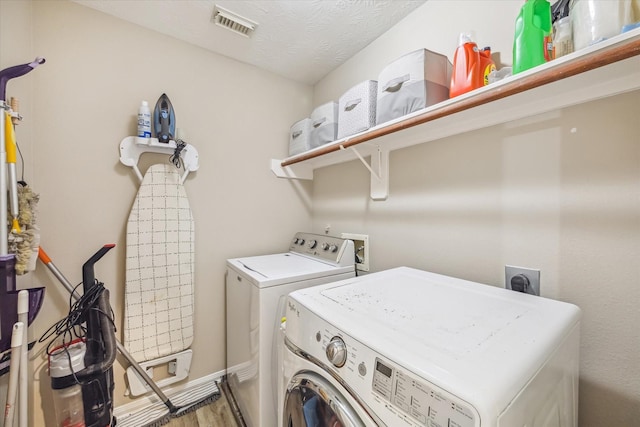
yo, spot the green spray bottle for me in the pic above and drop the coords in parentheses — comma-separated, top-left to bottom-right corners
(513, 0, 552, 74)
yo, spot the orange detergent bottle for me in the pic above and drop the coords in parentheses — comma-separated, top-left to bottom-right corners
(450, 33, 496, 98)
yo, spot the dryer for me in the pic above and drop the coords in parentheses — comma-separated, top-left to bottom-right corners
(281, 267, 581, 427)
(226, 232, 355, 427)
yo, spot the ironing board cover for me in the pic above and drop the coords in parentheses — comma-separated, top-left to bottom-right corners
(124, 163, 194, 362)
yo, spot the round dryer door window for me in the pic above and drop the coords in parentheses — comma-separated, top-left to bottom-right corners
(283, 372, 365, 427)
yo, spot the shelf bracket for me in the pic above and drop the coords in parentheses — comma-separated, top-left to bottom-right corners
(119, 136, 199, 184)
(340, 145, 389, 201)
(270, 159, 313, 180)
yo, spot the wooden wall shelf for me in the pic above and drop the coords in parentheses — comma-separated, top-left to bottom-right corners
(271, 29, 640, 200)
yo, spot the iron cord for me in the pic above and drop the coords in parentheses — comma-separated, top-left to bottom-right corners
(170, 139, 187, 169)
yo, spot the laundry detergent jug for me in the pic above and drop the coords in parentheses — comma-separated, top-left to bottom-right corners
(450, 33, 496, 98)
(513, 0, 553, 74)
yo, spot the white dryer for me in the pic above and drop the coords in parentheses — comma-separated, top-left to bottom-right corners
(226, 232, 355, 427)
(281, 267, 581, 427)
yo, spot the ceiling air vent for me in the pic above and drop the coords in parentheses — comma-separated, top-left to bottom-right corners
(212, 5, 258, 37)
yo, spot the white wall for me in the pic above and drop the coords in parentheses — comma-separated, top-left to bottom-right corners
(311, 1, 639, 426)
(2, 1, 314, 425)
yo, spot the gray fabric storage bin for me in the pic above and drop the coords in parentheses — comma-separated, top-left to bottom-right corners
(310, 101, 338, 149)
(337, 80, 378, 139)
(288, 118, 311, 156)
(376, 48, 452, 125)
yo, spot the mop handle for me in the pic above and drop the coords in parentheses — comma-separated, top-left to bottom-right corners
(0, 57, 45, 101)
(38, 247, 80, 299)
(17, 291, 28, 427)
(10, 98, 19, 125)
(5, 111, 20, 231)
(3, 322, 24, 427)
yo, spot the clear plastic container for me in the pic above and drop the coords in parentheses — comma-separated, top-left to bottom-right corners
(49, 341, 87, 426)
(488, 67, 513, 84)
(553, 16, 574, 58)
(52, 384, 85, 427)
(570, 0, 633, 51)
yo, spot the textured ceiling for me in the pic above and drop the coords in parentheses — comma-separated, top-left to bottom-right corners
(74, 0, 426, 85)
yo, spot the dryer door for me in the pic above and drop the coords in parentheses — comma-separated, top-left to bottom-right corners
(283, 371, 365, 427)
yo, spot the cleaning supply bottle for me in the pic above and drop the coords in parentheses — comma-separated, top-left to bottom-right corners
(513, 0, 552, 74)
(479, 46, 496, 86)
(450, 33, 496, 98)
(450, 33, 480, 98)
(137, 100, 151, 138)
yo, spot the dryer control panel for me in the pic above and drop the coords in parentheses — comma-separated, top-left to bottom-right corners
(372, 357, 477, 427)
(289, 232, 354, 266)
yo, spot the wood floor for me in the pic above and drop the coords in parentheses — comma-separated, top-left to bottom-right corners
(163, 390, 240, 427)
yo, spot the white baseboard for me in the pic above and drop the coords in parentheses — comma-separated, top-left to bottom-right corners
(113, 369, 226, 427)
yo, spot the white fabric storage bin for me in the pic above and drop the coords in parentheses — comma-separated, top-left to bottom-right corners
(288, 118, 311, 156)
(376, 48, 451, 125)
(337, 80, 378, 139)
(310, 101, 338, 149)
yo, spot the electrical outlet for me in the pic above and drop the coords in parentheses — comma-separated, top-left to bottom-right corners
(341, 233, 369, 272)
(505, 265, 540, 296)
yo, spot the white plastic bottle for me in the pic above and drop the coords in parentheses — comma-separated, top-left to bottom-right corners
(137, 100, 151, 138)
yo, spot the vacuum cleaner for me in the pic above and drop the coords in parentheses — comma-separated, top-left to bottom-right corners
(43, 245, 117, 427)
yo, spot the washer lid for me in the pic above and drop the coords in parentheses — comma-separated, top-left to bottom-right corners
(227, 253, 351, 288)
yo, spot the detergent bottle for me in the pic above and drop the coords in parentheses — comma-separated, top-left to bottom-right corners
(450, 33, 496, 98)
(513, 0, 552, 74)
(479, 46, 496, 86)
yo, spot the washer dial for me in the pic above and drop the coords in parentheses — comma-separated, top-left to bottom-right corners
(326, 336, 347, 368)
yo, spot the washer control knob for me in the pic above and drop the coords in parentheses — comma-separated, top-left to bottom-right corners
(358, 362, 367, 376)
(329, 244, 338, 253)
(292, 238, 299, 244)
(326, 336, 347, 368)
(298, 239, 305, 245)
(308, 240, 317, 249)
(321, 243, 330, 251)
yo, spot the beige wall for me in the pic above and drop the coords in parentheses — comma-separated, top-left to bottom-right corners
(2, 1, 313, 425)
(313, 0, 521, 105)
(2, 0, 639, 426)
(311, 1, 640, 426)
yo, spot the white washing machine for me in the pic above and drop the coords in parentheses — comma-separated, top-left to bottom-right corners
(226, 232, 355, 427)
(281, 267, 581, 427)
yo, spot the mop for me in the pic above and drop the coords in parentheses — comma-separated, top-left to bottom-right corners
(0, 58, 45, 427)
(5, 99, 41, 276)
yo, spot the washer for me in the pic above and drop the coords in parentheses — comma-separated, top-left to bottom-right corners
(226, 232, 355, 427)
(282, 267, 581, 427)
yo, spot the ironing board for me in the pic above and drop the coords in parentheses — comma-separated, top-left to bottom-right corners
(123, 163, 195, 362)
